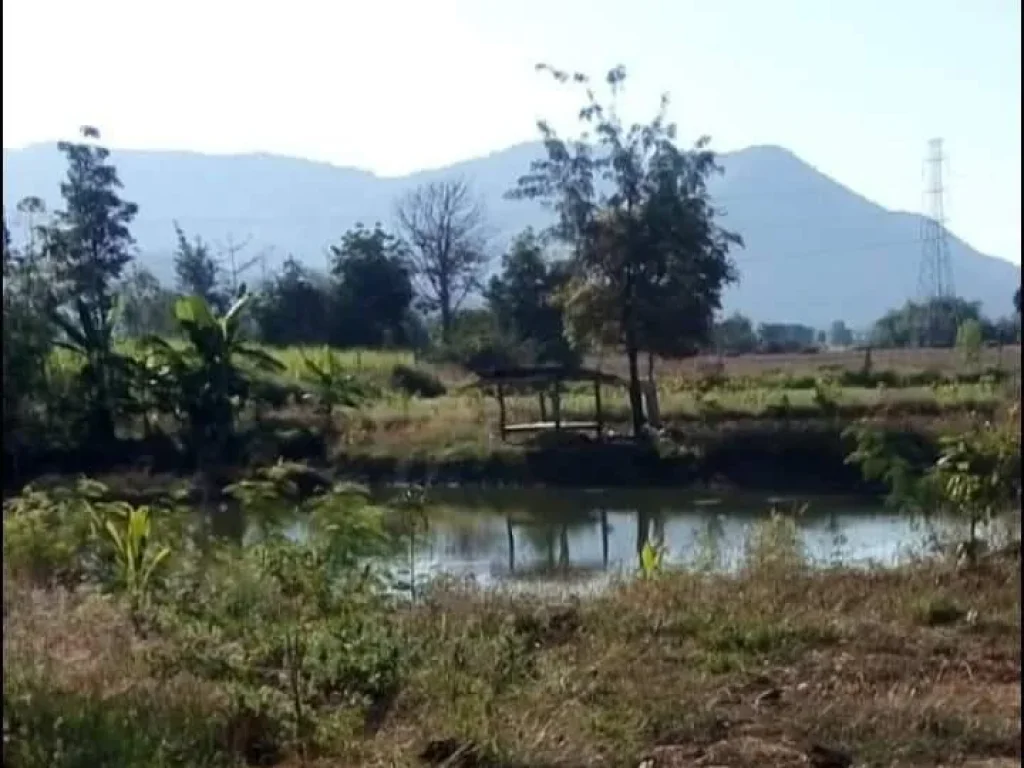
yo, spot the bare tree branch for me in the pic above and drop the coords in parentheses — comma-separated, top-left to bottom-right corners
(394, 177, 491, 343)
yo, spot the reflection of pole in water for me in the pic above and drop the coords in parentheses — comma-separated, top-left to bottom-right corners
(653, 510, 666, 545)
(506, 516, 516, 574)
(559, 524, 570, 569)
(601, 509, 610, 570)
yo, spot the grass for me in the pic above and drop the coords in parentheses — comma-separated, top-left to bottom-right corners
(24, 341, 1018, 491)
(4, 548, 1020, 767)
(606, 344, 1023, 379)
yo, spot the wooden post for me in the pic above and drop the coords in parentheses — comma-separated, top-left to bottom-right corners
(497, 383, 507, 440)
(553, 377, 562, 430)
(593, 377, 603, 440)
(538, 390, 547, 421)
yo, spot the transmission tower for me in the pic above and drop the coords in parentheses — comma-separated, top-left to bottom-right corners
(916, 138, 955, 346)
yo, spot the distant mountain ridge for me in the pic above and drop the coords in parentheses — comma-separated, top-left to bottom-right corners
(3, 141, 1019, 329)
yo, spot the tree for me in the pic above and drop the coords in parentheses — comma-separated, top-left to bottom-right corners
(713, 312, 757, 355)
(486, 229, 578, 366)
(118, 265, 176, 338)
(173, 222, 225, 312)
(955, 318, 983, 368)
(872, 297, 983, 348)
(144, 293, 284, 466)
(40, 126, 139, 444)
(252, 257, 332, 346)
(1015, 286, 1021, 316)
(329, 223, 415, 348)
(509, 64, 741, 435)
(828, 320, 853, 348)
(394, 178, 490, 344)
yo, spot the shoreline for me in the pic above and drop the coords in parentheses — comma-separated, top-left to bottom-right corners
(4, 417, 940, 497)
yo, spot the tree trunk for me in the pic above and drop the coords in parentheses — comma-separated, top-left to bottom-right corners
(625, 341, 645, 438)
(439, 283, 452, 346)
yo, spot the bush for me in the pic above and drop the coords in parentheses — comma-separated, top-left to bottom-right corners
(390, 364, 446, 398)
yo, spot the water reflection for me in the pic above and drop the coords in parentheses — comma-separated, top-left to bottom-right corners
(365, 487, 942, 590)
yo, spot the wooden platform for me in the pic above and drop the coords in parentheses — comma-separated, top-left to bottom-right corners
(503, 420, 600, 434)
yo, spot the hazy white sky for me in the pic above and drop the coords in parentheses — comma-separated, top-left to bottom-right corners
(3, 0, 1020, 264)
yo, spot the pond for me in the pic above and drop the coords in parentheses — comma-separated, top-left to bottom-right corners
(273, 487, 956, 594)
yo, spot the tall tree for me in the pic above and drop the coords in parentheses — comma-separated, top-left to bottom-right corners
(486, 229, 578, 365)
(509, 64, 741, 435)
(118, 265, 176, 338)
(713, 312, 758, 354)
(394, 178, 490, 344)
(872, 297, 983, 348)
(173, 222, 225, 311)
(40, 126, 139, 443)
(329, 223, 415, 347)
(252, 257, 332, 346)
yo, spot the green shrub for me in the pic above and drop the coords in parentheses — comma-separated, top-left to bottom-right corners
(2, 675, 229, 768)
(390, 363, 446, 398)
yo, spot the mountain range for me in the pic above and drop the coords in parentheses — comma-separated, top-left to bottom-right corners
(3, 141, 1020, 329)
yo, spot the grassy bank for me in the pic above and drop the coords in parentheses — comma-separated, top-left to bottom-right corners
(7, 418, 947, 496)
(5, 548, 1019, 767)
(8, 339, 1017, 495)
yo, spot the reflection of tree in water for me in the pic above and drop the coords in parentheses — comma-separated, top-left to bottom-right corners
(508, 514, 608, 576)
(692, 513, 726, 570)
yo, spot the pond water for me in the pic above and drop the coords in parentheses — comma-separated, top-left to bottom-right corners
(278, 488, 956, 594)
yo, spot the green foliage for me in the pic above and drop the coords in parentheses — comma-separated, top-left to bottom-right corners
(639, 539, 666, 579)
(299, 346, 373, 417)
(390, 363, 446, 398)
(927, 404, 1021, 546)
(252, 256, 333, 346)
(872, 296, 983, 348)
(154, 483, 403, 756)
(2, 677, 229, 768)
(90, 502, 171, 609)
(846, 403, 1021, 549)
(116, 265, 177, 338)
(2, 215, 53, 447)
(509, 63, 740, 433)
(2, 479, 106, 587)
(713, 312, 758, 354)
(144, 293, 284, 461)
(329, 223, 416, 348)
(743, 506, 807, 572)
(486, 229, 580, 366)
(173, 222, 226, 313)
(955, 318, 983, 368)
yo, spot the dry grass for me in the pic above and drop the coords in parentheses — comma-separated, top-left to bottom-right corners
(5, 553, 1020, 768)
(597, 345, 1023, 380)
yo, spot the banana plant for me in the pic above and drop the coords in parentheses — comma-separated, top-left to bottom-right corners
(90, 502, 171, 609)
(639, 538, 666, 579)
(49, 295, 131, 443)
(299, 345, 370, 420)
(143, 292, 284, 462)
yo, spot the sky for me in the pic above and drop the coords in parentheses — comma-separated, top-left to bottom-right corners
(3, 0, 1021, 266)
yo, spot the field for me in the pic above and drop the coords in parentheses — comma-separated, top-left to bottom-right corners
(610, 344, 1022, 379)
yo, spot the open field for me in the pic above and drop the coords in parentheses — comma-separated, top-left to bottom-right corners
(590, 344, 1022, 380)
(4, 543, 1019, 768)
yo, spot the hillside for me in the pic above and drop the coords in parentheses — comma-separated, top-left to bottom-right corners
(3, 141, 1019, 328)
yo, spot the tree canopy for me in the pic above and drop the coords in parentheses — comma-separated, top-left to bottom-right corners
(509, 63, 741, 434)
